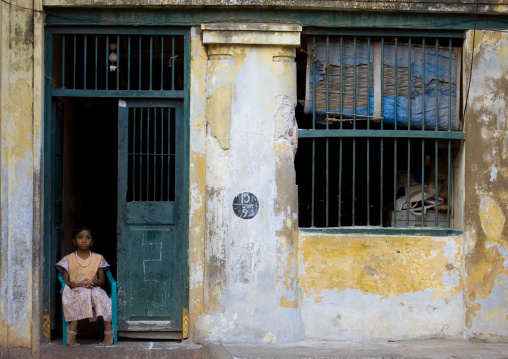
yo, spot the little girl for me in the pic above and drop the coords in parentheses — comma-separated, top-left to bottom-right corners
(56, 225, 114, 346)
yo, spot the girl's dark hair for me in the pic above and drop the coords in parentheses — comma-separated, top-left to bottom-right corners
(72, 225, 95, 239)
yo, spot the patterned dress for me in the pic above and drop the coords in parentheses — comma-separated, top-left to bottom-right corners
(56, 252, 112, 322)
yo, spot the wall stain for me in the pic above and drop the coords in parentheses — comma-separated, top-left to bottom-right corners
(300, 235, 463, 300)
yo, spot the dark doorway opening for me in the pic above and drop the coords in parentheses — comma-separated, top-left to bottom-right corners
(58, 96, 118, 337)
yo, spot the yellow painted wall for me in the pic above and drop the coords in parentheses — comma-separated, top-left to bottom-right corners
(298, 233, 464, 339)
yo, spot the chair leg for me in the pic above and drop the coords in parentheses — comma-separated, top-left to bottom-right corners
(99, 319, 105, 340)
(62, 310, 68, 346)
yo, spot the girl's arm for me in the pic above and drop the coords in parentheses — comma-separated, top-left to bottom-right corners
(97, 268, 106, 287)
(63, 270, 87, 288)
(62, 271, 78, 288)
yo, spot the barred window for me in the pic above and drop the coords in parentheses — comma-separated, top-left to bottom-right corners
(296, 34, 464, 230)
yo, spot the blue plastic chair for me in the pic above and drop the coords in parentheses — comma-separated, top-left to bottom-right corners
(57, 268, 118, 345)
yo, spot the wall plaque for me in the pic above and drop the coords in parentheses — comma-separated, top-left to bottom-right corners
(233, 192, 259, 219)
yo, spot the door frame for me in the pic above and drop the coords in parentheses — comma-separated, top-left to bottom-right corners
(42, 25, 190, 338)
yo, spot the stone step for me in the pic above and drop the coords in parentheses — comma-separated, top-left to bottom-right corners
(204, 339, 508, 359)
(41, 339, 202, 359)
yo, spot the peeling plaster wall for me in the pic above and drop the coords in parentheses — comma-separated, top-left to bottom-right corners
(463, 30, 508, 341)
(193, 24, 304, 343)
(299, 234, 464, 339)
(0, 0, 43, 356)
(188, 26, 208, 340)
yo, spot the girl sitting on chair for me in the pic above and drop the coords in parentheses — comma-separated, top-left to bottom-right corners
(56, 225, 114, 346)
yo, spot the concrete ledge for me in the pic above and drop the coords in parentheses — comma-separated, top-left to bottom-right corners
(41, 0, 508, 15)
(204, 341, 234, 359)
(206, 339, 508, 359)
(202, 23, 301, 46)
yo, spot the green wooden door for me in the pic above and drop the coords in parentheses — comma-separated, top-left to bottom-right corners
(117, 99, 186, 338)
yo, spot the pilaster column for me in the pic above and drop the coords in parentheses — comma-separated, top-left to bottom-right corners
(195, 23, 303, 343)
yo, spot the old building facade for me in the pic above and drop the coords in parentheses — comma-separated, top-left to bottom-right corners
(1, 0, 508, 357)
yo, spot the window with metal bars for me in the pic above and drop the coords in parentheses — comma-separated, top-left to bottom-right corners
(127, 107, 176, 202)
(296, 34, 465, 230)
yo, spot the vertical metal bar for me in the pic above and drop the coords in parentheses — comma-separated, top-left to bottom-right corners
(171, 36, 175, 91)
(435, 39, 439, 227)
(408, 38, 412, 130)
(393, 38, 398, 227)
(326, 36, 330, 227)
(311, 36, 316, 227)
(338, 36, 344, 226)
(447, 39, 452, 227)
(168, 108, 172, 201)
(106, 36, 109, 90)
(73, 35, 76, 89)
(84, 35, 87, 89)
(353, 37, 357, 129)
(161, 36, 164, 90)
(147, 108, 151, 201)
(406, 38, 412, 226)
(421, 139, 425, 226)
(139, 108, 143, 199)
(380, 37, 384, 225)
(133, 108, 137, 200)
(447, 140, 451, 227)
(435, 139, 439, 226)
(367, 37, 371, 225)
(160, 108, 164, 200)
(352, 36, 357, 225)
(94, 36, 98, 90)
(421, 39, 426, 227)
(448, 39, 452, 131)
(61, 35, 66, 88)
(150, 35, 153, 91)
(139, 36, 142, 90)
(153, 107, 157, 201)
(116, 35, 120, 90)
(128, 35, 131, 91)
(407, 139, 411, 227)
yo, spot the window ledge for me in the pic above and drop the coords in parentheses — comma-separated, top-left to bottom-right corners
(299, 227, 463, 236)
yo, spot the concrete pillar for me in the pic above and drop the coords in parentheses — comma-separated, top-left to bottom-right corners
(194, 23, 303, 343)
(0, 0, 44, 357)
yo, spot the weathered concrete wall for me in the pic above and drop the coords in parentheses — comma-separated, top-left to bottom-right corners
(0, 0, 43, 356)
(299, 234, 464, 339)
(41, 0, 508, 15)
(192, 23, 304, 343)
(463, 30, 508, 342)
(188, 26, 208, 339)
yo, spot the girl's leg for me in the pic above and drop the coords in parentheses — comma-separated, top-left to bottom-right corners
(67, 320, 79, 346)
(99, 318, 114, 346)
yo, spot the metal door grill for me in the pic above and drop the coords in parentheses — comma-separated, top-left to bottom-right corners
(51, 33, 184, 92)
(297, 34, 465, 230)
(127, 107, 176, 202)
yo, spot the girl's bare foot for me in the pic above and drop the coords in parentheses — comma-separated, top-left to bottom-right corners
(99, 322, 114, 346)
(67, 325, 79, 347)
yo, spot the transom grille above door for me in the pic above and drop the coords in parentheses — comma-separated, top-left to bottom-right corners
(50, 32, 185, 94)
(127, 106, 176, 202)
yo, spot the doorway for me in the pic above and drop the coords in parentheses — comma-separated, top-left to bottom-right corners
(59, 97, 118, 275)
(44, 27, 190, 340)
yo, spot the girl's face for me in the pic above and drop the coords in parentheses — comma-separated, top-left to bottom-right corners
(73, 230, 94, 251)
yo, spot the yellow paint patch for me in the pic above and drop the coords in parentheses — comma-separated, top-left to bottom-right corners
(206, 84, 232, 149)
(398, 302, 405, 307)
(300, 235, 462, 300)
(315, 296, 323, 303)
(275, 140, 293, 154)
(479, 197, 505, 240)
(280, 296, 297, 308)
